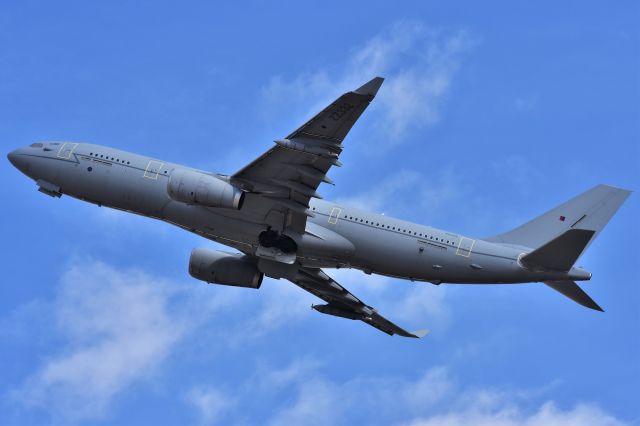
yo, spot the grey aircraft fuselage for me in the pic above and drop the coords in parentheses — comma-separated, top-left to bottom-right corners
(8, 141, 590, 285)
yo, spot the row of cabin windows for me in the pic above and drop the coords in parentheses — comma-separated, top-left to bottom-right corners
(309, 205, 455, 246)
(343, 214, 455, 245)
(89, 152, 131, 165)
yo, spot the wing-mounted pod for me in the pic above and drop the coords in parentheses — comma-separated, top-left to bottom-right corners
(167, 169, 245, 209)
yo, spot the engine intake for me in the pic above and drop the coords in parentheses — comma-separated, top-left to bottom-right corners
(188, 248, 263, 289)
(167, 169, 244, 209)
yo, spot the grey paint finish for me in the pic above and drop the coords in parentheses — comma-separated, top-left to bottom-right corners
(7, 78, 631, 337)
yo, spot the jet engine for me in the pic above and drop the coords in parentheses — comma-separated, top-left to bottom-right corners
(167, 169, 244, 209)
(188, 248, 263, 288)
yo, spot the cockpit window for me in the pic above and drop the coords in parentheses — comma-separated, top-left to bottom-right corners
(30, 143, 43, 148)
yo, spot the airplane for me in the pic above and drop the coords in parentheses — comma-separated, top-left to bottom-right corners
(7, 77, 631, 338)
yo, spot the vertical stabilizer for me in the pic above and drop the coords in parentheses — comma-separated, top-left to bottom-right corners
(487, 184, 631, 250)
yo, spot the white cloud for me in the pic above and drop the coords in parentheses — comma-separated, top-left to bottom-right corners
(268, 378, 339, 426)
(5, 259, 325, 422)
(403, 401, 626, 426)
(334, 166, 468, 225)
(255, 361, 628, 426)
(335, 169, 421, 212)
(261, 21, 476, 147)
(257, 357, 322, 390)
(389, 284, 451, 331)
(328, 267, 452, 332)
(5, 259, 628, 426)
(12, 260, 232, 422)
(185, 386, 233, 426)
(224, 278, 314, 344)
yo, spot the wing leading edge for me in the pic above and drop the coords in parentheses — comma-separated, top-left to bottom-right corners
(292, 267, 428, 338)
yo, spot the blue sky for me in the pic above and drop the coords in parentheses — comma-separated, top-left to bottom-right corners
(1, 1, 638, 425)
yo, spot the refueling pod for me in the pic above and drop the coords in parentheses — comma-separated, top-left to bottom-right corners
(168, 169, 244, 209)
(189, 248, 263, 288)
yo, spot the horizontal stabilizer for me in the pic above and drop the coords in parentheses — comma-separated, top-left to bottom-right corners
(545, 281, 603, 311)
(521, 229, 595, 271)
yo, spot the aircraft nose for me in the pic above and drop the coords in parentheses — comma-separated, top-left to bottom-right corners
(7, 148, 30, 174)
(8, 149, 19, 167)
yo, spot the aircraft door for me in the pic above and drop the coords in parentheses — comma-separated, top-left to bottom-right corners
(456, 237, 476, 257)
(327, 207, 343, 226)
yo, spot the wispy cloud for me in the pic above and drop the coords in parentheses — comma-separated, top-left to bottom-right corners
(335, 166, 468, 224)
(4, 260, 629, 425)
(334, 169, 422, 212)
(253, 361, 628, 426)
(4, 260, 320, 422)
(329, 267, 452, 331)
(261, 21, 476, 147)
(225, 279, 314, 343)
(11, 261, 232, 422)
(403, 401, 626, 426)
(185, 386, 234, 426)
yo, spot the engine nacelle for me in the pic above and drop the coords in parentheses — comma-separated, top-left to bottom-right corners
(188, 248, 263, 289)
(167, 169, 244, 209)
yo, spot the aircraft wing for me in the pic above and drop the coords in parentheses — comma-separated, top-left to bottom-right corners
(291, 267, 428, 338)
(231, 77, 383, 234)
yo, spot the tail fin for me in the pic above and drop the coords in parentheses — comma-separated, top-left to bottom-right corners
(487, 184, 631, 250)
(544, 281, 603, 311)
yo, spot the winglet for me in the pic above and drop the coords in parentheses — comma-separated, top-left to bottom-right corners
(354, 77, 384, 97)
(409, 329, 430, 338)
